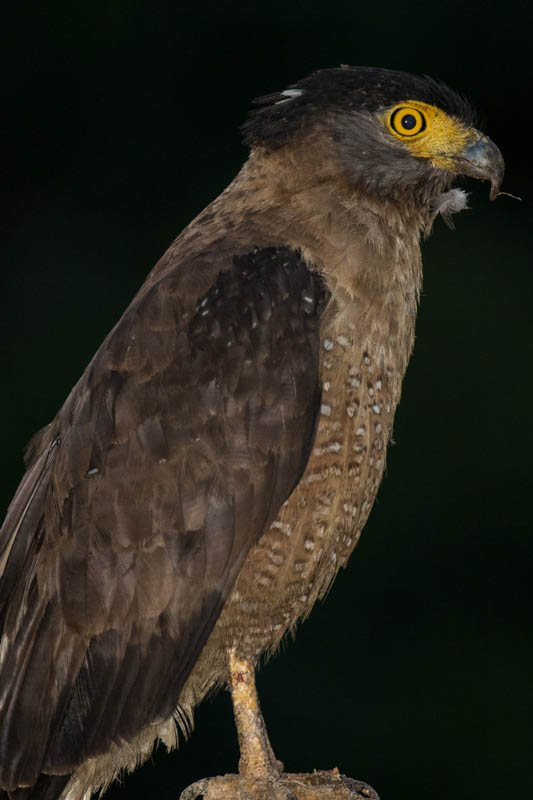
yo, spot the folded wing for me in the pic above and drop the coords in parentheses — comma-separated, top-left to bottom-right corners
(0, 246, 329, 788)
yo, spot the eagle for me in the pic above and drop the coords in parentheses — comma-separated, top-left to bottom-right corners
(0, 66, 503, 800)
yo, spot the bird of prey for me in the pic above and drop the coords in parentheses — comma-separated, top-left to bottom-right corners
(0, 66, 503, 800)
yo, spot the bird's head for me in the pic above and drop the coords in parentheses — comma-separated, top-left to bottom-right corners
(242, 66, 504, 213)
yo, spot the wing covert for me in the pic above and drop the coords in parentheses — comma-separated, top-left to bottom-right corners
(0, 246, 329, 785)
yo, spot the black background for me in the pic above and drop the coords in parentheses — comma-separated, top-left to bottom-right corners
(1, 2, 532, 799)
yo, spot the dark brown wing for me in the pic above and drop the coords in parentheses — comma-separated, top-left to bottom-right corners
(0, 246, 329, 788)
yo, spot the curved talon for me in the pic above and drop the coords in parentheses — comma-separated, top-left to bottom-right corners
(179, 777, 211, 800)
(179, 771, 379, 799)
(340, 778, 380, 799)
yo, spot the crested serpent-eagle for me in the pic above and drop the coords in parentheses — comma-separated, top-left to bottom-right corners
(0, 67, 504, 800)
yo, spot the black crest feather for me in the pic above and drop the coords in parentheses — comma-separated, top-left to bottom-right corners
(242, 65, 478, 148)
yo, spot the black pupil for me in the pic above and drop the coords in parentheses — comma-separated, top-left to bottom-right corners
(401, 113, 417, 130)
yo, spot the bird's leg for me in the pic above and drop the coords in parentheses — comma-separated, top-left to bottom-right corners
(228, 647, 283, 778)
(180, 649, 380, 799)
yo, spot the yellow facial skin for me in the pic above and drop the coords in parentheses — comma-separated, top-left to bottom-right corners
(383, 100, 479, 170)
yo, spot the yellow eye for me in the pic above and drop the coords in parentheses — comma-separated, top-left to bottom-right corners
(389, 106, 427, 137)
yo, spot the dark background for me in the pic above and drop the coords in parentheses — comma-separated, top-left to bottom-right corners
(1, 2, 531, 799)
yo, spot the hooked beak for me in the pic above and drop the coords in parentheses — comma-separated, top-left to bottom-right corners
(454, 135, 505, 200)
